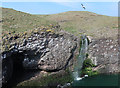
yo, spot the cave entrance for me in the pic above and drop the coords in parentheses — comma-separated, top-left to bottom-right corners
(3, 52, 40, 87)
(3, 52, 24, 87)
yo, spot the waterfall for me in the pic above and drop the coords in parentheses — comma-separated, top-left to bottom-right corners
(73, 35, 89, 81)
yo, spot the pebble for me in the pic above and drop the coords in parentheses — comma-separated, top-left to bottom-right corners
(67, 83, 71, 86)
(110, 46, 113, 49)
(111, 55, 113, 57)
(107, 43, 109, 45)
(114, 48, 116, 51)
(106, 40, 109, 42)
(2, 54, 6, 59)
(110, 40, 112, 42)
(104, 46, 106, 48)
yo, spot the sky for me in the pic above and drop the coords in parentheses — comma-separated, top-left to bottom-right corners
(1, 2, 118, 16)
(1, 0, 120, 2)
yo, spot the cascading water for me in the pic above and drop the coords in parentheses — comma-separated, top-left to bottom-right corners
(73, 35, 89, 81)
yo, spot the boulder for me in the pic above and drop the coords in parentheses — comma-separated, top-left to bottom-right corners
(20, 32, 78, 71)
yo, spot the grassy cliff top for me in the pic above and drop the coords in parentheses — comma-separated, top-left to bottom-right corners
(2, 8, 118, 38)
(1, 7, 57, 33)
(1, 7, 118, 52)
(39, 11, 118, 38)
(1, 8, 59, 52)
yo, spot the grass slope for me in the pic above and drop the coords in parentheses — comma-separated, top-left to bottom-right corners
(39, 11, 118, 38)
(2, 8, 118, 39)
(2, 8, 57, 33)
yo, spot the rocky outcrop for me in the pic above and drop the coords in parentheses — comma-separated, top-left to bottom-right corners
(2, 29, 80, 83)
(88, 37, 119, 73)
(20, 31, 79, 71)
(2, 28, 119, 85)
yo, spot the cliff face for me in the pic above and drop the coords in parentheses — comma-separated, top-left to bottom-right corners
(88, 37, 119, 73)
(19, 30, 79, 71)
(2, 29, 120, 84)
(2, 29, 80, 83)
(1, 8, 119, 85)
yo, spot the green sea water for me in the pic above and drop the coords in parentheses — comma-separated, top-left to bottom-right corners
(72, 74, 120, 88)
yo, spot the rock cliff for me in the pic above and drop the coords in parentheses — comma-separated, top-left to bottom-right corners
(2, 28, 80, 83)
(88, 37, 119, 73)
(1, 8, 119, 86)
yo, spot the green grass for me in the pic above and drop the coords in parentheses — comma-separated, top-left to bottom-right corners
(2, 8, 118, 39)
(2, 7, 57, 33)
(1, 7, 59, 52)
(1, 7, 118, 52)
(41, 11, 118, 38)
(81, 59, 99, 76)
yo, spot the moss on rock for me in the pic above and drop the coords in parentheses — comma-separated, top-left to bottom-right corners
(81, 59, 99, 76)
(82, 59, 95, 69)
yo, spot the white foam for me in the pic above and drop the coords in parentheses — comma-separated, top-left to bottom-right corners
(76, 77, 82, 80)
(84, 75, 88, 77)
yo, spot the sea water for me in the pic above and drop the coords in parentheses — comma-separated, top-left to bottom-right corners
(72, 74, 119, 87)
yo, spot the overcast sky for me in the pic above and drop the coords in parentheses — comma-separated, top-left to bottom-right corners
(2, 2, 118, 16)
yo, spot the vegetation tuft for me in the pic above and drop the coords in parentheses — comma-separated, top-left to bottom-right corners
(81, 59, 99, 76)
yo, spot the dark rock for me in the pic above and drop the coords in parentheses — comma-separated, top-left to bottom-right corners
(2, 31, 79, 83)
(21, 32, 78, 71)
(2, 56, 13, 84)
